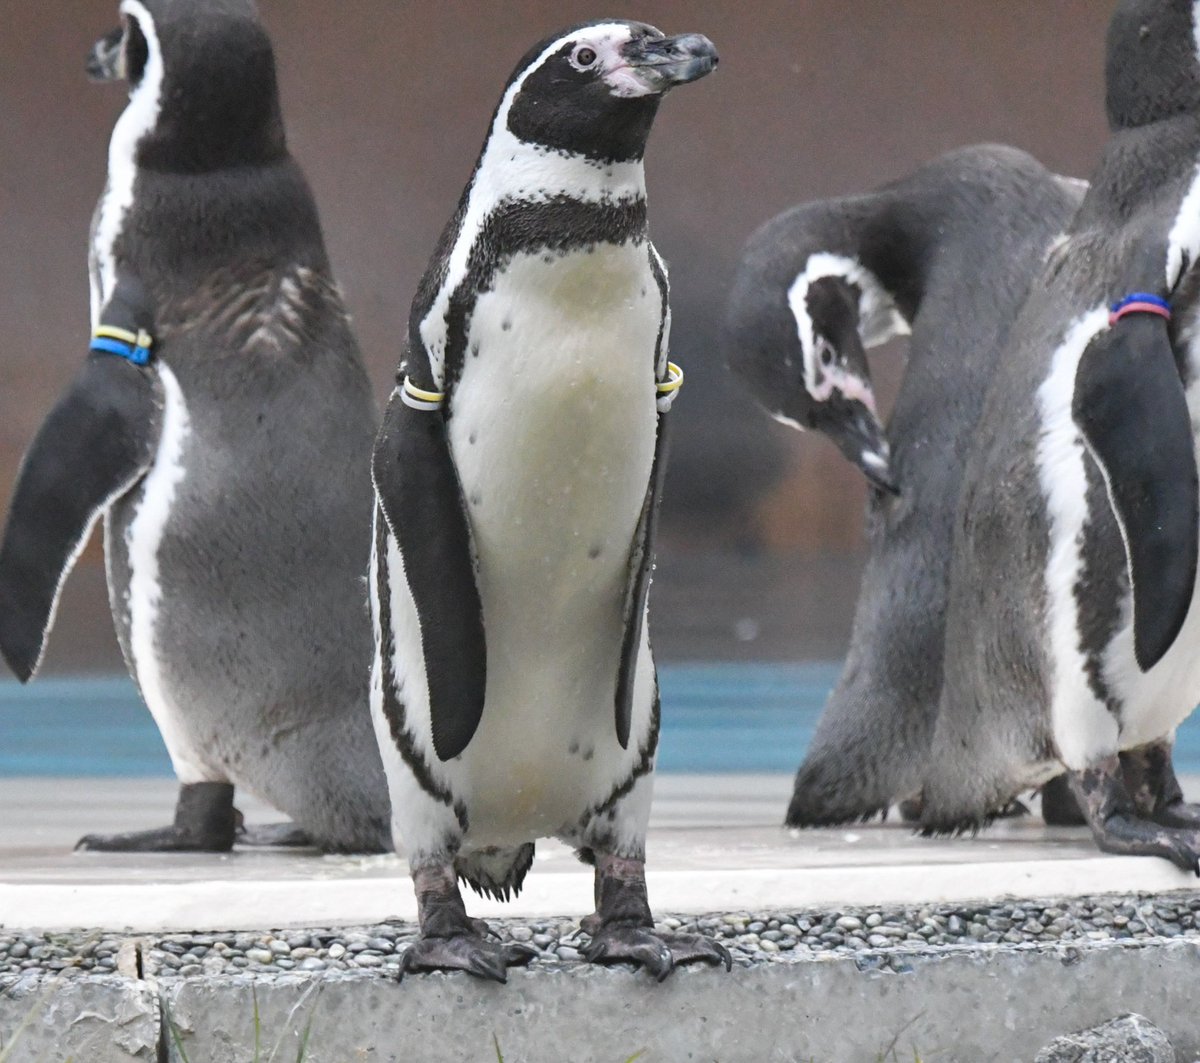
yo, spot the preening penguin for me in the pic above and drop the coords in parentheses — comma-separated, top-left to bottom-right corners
(727, 146, 1085, 827)
(923, 0, 1200, 868)
(0, 0, 390, 853)
(371, 21, 729, 981)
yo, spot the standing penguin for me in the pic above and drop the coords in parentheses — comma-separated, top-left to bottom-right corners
(0, 0, 391, 853)
(726, 146, 1086, 826)
(371, 21, 729, 981)
(922, 0, 1200, 868)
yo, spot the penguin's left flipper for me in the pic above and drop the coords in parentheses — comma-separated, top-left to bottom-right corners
(0, 286, 162, 682)
(373, 385, 486, 762)
(1073, 311, 1198, 672)
(614, 413, 673, 748)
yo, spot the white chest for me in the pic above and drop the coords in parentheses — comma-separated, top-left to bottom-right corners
(427, 242, 663, 838)
(448, 242, 661, 624)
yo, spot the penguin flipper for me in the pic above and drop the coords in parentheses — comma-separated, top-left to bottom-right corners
(0, 352, 162, 682)
(1073, 312, 1198, 672)
(373, 390, 486, 762)
(614, 412, 672, 749)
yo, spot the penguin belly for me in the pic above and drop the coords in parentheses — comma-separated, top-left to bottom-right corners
(444, 243, 660, 846)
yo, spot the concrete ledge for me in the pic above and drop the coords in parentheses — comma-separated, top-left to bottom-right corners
(7, 938, 1200, 1063)
(0, 974, 159, 1062)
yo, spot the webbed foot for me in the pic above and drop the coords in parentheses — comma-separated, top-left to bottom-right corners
(1071, 757, 1200, 874)
(1120, 739, 1200, 830)
(401, 862, 538, 982)
(76, 782, 236, 852)
(581, 926, 731, 981)
(1040, 773, 1087, 826)
(399, 934, 537, 983)
(580, 852, 730, 980)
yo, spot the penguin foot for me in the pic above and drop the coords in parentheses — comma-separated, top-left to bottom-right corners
(76, 782, 236, 852)
(1084, 813, 1200, 874)
(1070, 759, 1200, 873)
(580, 851, 731, 980)
(1150, 801, 1200, 831)
(398, 934, 537, 984)
(581, 926, 732, 980)
(1040, 774, 1087, 826)
(75, 824, 234, 852)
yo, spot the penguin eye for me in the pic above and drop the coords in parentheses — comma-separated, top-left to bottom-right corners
(123, 16, 149, 85)
(571, 45, 599, 70)
(816, 339, 836, 368)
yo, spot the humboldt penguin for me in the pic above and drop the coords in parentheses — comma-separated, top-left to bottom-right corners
(727, 145, 1086, 827)
(0, 0, 390, 853)
(923, 0, 1200, 868)
(370, 20, 730, 981)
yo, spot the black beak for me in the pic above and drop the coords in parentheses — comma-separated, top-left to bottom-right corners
(622, 33, 719, 91)
(813, 401, 898, 495)
(87, 26, 125, 83)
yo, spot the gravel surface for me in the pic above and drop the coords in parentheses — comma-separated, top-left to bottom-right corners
(5, 892, 1200, 980)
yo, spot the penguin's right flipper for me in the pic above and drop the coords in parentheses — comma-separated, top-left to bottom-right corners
(373, 387, 486, 763)
(1073, 311, 1198, 672)
(0, 282, 161, 682)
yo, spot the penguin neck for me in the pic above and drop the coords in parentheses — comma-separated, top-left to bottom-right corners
(1080, 114, 1200, 228)
(472, 128, 648, 215)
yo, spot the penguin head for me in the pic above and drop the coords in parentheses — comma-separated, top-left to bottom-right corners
(499, 21, 719, 162)
(1106, 0, 1200, 128)
(728, 260, 897, 495)
(88, 0, 286, 172)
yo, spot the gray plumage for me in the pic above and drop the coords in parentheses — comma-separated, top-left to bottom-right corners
(0, 0, 390, 851)
(922, 0, 1200, 850)
(727, 145, 1084, 825)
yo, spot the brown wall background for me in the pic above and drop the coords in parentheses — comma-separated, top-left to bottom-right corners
(0, 2, 1112, 665)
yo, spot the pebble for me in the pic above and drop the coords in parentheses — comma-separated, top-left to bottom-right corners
(10, 893, 1200, 980)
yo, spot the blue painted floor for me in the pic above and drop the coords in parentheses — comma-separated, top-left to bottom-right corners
(4, 664, 1200, 777)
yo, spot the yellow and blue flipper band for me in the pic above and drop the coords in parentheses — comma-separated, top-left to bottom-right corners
(91, 326, 153, 367)
(400, 376, 445, 412)
(656, 361, 684, 413)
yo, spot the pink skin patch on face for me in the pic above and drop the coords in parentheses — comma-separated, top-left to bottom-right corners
(810, 363, 878, 416)
(567, 28, 658, 99)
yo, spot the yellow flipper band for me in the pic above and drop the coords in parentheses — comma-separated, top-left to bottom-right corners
(656, 361, 684, 412)
(91, 326, 154, 366)
(401, 376, 446, 412)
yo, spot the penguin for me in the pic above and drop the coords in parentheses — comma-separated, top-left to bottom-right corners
(370, 20, 729, 982)
(0, 0, 391, 853)
(726, 146, 1087, 827)
(921, 0, 1200, 869)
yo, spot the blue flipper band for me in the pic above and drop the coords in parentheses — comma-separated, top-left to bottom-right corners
(90, 330, 153, 366)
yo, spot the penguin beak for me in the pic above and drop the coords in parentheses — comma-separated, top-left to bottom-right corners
(812, 400, 899, 496)
(621, 33, 719, 91)
(87, 26, 125, 82)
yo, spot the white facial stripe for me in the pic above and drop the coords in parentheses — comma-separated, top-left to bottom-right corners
(417, 24, 648, 389)
(1036, 306, 1121, 768)
(786, 252, 908, 405)
(92, 0, 164, 325)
